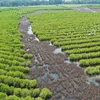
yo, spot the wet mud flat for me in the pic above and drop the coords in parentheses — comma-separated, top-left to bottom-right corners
(73, 7, 100, 12)
(19, 11, 100, 100)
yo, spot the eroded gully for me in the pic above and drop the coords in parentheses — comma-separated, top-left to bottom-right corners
(19, 10, 100, 100)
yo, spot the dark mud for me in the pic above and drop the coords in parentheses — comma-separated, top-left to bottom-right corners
(19, 10, 100, 100)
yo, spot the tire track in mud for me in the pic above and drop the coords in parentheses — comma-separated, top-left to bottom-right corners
(19, 10, 100, 100)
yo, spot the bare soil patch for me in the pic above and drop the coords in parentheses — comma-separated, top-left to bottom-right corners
(19, 10, 100, 100)
(73, 7, 100, 12)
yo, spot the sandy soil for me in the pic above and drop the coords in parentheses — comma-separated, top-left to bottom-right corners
(19, 10, 100, 100)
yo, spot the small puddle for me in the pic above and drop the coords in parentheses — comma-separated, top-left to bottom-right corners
(74, 62, 80, 67)
(37, 72, 59, 82)
(36, 64, 59, 82)
(64, 57, 71, 64)
(43, 64, 50, 73)
(31, 65, 41, 69)
(37, 72, 49, 81)
(64, 60, 71, 64)
(65, 96, 70, 100)
(49, 73, 59, 80)
(28, 25, 33, 35)
(38, 53, 42, 61)
(49, 42, 53, 46)
(34, 56, 39, 63)
(53, 48, 65, 55)
(28, 25, 40, 42)
(34, 35, 40, 42)
(87, 76, 100, 86)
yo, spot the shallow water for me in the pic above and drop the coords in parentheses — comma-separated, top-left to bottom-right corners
(74, 62, 80, 67)
(34, 56, 39, 63)
(87, 76, 100, 86)
(34, 36, 40, 42)
(50, 73, 59, 80)
(36, 63, 59, 81)
(37, 72, 49, 83)
(64, 57, 71, 64)
(28, 25, 40, 42)
(53, 48, 65, 55)
(49, 42, 53, 46)
(64, 60, 71, 64)
(27, 26, 33, 35)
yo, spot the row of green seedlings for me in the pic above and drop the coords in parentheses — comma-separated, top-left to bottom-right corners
(33, 23, 100, 41)
(0, 52, 33, 62)
(0, 50, 24, 57)
(50, 36, 99, 48)
(0, 92, 42, 100)
(50, 35, 100, 45)
(65, 46, 100, 55)
(0, 7, 52, 99)
(0, 53, 33, 79)
(0, 56, 31, 67)
(86, 66, 100, 75)
(35, 31, 100, 43)
(29, 11, 100, 40)
(0, 83, 52, 100)
(79, 58, 100, 67)
(70, 51, 100, 61)
(0, 47, 26, 54)
(0, 55, 31, 78)
(0, 65, 30, 79)
(0, 75, 37, 88)
(61, 41, 100, 51)
(52, 37, 100, 47)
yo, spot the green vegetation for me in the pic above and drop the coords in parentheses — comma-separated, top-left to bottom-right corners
(86, 66, 100, 75)
(87, 4, 100, 9)
(0, 7, 53, 99)
(29, 10, 100, 76)
(0, 0, 100, 6)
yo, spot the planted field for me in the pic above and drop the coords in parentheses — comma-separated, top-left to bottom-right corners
(0, 7, 53, 100)
(29, 10, 100, 76)
(1, 5, 100, 100)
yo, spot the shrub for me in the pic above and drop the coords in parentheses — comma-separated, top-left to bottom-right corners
(24, 96, 35, 100)
(20, 89, 31, 98)
(29, 80, 37, 88)
(0, 69, 7, 75)
(39, 88, 52, 99)
(3, 76, 13, 86)
(14, 88, 21, 97)
(35, 97, 43, 100)
(6, 71, 25, 79)
(0, 92, 7, 99)
(20, 79, 29, 88)
(5, 95, 20, 100)
(23, 54, 33, 59)
(31, 88, 40, 97)
(25, 61, 31, 66)
(10, 66, 30, 73)
(13, 78, 21, 87)
(0, 83, 14, 95)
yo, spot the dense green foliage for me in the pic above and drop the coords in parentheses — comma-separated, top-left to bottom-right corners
(0, 0, 100, 6)
(29, 10, 100, 76)
(87, 4, 100, 9)
(70, 0, 100, 4)
(0, 7, 52, 99)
